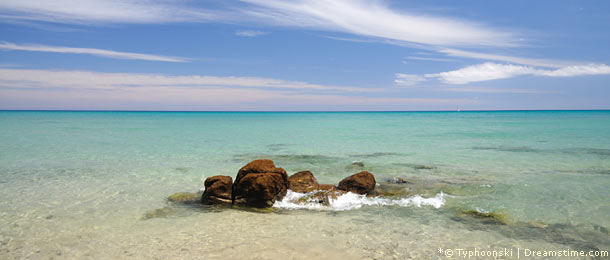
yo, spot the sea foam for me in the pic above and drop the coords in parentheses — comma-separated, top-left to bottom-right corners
(273, 190, 446, 211)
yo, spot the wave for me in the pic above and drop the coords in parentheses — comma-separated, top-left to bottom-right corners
(273, 190, 446, 211)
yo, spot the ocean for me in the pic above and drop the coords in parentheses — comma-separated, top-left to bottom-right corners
(1, 111, 609, 259)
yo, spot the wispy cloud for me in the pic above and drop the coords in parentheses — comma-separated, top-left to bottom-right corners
(403, 56, 458, 63)
(240, 0, 515, 47)
(394, 74, 427, 86)
(436, 87, 559, 94)
(0, 0, 515, 48)
(0, 68, 472, 110)
(0, 68, 368, 92)
(438, 49, 577, 68)
(0, 42, 190, 62)
(0, 0, 223, 24)
(235, 30, 266, 37)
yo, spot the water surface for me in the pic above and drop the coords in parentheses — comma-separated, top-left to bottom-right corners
(1, 111, 609, 259)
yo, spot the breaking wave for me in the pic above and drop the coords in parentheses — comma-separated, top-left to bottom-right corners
(273, 190, 446, 211)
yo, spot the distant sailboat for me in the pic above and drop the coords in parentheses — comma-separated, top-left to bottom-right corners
(456, 105, 461, 112)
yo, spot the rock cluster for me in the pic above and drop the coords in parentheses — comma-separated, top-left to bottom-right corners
(199, 159, 377, 208)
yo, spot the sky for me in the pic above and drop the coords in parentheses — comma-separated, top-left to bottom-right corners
(0, 0, 609, 111)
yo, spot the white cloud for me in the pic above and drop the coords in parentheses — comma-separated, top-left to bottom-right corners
(394, 73, 427, 86)
(429, 63, 539, 84)
(427, 62, 610, 84)
(0, 0, 514, 47)
(0, 42, 190, 62)
(235, 30, 266, 37)
(438, 49, 577, 68)
(240, 0, 514, 47)
(0, 68, 472, 110)
(538, 64, 610, 77)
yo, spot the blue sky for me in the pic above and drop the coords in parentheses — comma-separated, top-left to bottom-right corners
(0, 0, 609, 111)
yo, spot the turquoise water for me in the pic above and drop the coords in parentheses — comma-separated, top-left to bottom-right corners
(1, 111, 609, 259)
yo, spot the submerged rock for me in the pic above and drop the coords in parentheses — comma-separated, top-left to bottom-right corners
(346, 161, 365, 171)
(288, 171, 319, 192)
(167, 192, 202, 204)
(388, 177, 410, 184)
(201, 175, 233, 205)
(374, 182, 410, 197)
(232, 159, 288, 208)
(394, 163, 436, 170)
(337, 171, 376, 195)
(351, 161, 365, 167)
(457, 209, 510, 225)
(141, 207, 176, 220)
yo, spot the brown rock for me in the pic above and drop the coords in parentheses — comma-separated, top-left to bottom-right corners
(201, 175, 233, 205)
(234, 159, 286, 183)
(337, 171, 376, 195)
(318, 184, 337, 191)
(232, 159, 288, 208)
(288, 171, 319, 192)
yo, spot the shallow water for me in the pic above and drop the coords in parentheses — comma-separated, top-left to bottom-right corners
(1, 111, 609, 259)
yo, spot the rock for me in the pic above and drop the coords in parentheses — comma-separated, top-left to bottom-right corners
(167, 192, 202, 204)
(337, 171, 376, 195)
(201, 175, 233, 205)
(456, 209, 509, 225)
(351, 161, 365, 167)
(232, 159, 288, 208)
(388, 177, 410, 184)
(288, 171, 319, 192)
(318, 184, 337, 191)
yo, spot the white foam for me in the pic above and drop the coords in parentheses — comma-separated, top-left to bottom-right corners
(273, 190, 446, 211)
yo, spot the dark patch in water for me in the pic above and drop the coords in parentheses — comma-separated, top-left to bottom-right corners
(561, 168, 610, 175)
(350, 152, 406, 158)
(266, 143, 291, 151)
(472, 146, 539, 153)
(232, 153, 342, 164)
(587, 148, 610, 156)
(452, 213, 610, 254)
(141, 207, 176, 220)
(175, 167, 191, 173)
(393, 163, 436, 170)
(594, 224, 609, 235)
(561, 148, 610, 157)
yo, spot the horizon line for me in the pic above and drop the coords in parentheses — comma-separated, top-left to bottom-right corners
(1, 109, 610, 113)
